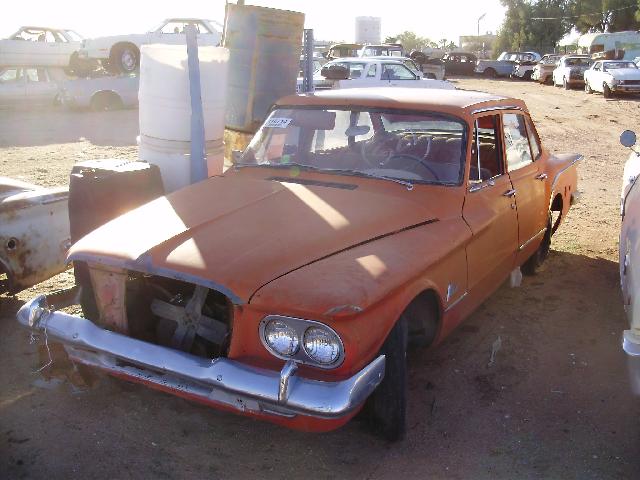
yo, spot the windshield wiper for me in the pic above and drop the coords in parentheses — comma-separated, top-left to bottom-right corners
(235, 162, 414, 190)
(337, 169, 415, 190)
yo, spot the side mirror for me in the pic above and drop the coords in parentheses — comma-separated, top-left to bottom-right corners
(621, 130, 637, 148)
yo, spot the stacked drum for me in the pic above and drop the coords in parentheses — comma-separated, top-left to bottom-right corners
(138, 44, 229, 193)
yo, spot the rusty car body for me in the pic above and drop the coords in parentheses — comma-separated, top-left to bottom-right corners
(1, 177, 70, 294)
(18, 88, 581, 440)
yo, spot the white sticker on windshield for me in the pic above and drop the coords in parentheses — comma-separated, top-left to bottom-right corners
(264, 117, 292, 128)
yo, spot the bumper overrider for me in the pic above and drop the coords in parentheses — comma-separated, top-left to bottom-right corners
(17, 295, 385, 421)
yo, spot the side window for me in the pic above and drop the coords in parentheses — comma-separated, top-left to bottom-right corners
(525, 116, 541, 160)
(503, 113, 533, 171)
(366, 63, 377, 78)
(348, 63, 365, 79)
(0, 68, 21, 83)
(381, 64, 416, 80)
(470, 115, 502, 182)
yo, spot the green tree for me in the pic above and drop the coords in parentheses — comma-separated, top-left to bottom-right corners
(569, 0, 639, 32)
(385, 31, 437, 52)
(494, 0, 572, 56)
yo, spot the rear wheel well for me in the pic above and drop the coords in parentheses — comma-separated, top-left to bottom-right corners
(550, 193, 563, 234)
(403, 289, 440, 348)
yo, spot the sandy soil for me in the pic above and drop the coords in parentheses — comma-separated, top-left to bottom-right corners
(1, 79, 639, 479)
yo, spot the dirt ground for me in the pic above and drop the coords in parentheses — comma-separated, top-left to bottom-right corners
(1, 78, 639, 479)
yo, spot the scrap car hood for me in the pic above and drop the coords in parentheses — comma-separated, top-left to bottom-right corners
(609, 68, 640, 80)
(68, 174, 437, 303)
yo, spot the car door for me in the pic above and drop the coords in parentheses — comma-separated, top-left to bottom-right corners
(463, 114, 519, 295)
(502, 112, 548, 266)
(24, 68, 58, 105)
(588, 62, 603, 91)
(0, 68, 26, 106)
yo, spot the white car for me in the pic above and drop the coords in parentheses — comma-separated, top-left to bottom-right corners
(0, 177, 70, 294)
(0, 27, 82, 70)
(296, 58, 454, 93)
(619, 130, 640, 394)
(584, 60, 640, 98)
(79, 18, 222, 74)
(531, 54, 562, 84)
(0, 66, 68, 107)
(552, 55, 591, 89)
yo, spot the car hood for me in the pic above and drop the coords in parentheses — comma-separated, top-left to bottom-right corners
(68, 174, 438, 303)
(609, 68, 640, 79)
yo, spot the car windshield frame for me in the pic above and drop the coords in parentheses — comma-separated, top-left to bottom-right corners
(236, 105, 469, 187)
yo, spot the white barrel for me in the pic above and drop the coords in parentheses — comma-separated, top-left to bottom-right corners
(138, 135, 224, 193)
(139, 44, 229, 142)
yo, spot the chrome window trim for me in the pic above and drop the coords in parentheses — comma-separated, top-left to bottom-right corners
(259, 315, 345, 369)
(471, 105, 523, 115)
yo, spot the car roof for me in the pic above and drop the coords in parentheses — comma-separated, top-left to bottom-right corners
(19, 26, 65, 31)
(276, 88, 525, 118)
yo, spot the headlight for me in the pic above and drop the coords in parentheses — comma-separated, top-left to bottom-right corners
(303, 327, 341, 365)
(611, 78, 620, 86)
(263, 319, 299, 356)
(260, 316, 345, 368)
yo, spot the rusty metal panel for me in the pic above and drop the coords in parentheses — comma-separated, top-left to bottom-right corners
(223, 4, 304, 133)
(0, 182, 70, 293)
(88, 265, 129, 334)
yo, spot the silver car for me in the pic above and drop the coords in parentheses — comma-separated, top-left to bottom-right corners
(0, 66, 67, 107)
(59, 73, 139, 110)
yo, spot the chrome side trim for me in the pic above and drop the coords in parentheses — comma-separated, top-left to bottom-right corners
(17, 296, 385, 419)
(518, 228, 547, 251)
(471, 105, 523, 115)
(445, 292, 468, 312)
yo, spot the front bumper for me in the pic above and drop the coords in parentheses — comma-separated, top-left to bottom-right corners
(611, 84, 640, 93)
(17, 295, 385, 420)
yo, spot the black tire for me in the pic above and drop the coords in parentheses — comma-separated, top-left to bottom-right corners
(365, 315, 408, 442)
(110, 44, 139, 74)
(483, 68, 496, 79)
(523, 70, 532, 81)
(90, 91, 123, 111)
(603, 83, 612, 98)
(585, 81, 593, 94)
(522, 214, 552, 276)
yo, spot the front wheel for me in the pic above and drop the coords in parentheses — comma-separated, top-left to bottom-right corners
(483, 68, 496, 79)
(585, 81, 593, 94)
(603, 83, 612, 98)
(364, 315, 408, 441)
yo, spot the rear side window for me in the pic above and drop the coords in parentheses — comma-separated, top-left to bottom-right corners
(503, 113, 533, 171)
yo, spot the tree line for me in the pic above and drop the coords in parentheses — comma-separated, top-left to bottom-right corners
(493, 0, 640, 55)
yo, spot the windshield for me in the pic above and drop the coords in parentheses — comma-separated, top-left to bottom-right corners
(238, 107, 467, 186)
(604, 61, 637, 70)
(565, 57, 590, 67)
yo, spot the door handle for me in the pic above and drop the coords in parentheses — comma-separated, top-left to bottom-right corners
(503, 189, 516, 198)
(535, 173, 548, 180)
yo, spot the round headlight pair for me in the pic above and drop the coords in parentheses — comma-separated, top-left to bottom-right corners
(262, 317, 343, 367)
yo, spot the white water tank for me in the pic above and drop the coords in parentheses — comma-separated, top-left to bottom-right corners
(138, 44, 229, 192)
(138, 135, 224, 193)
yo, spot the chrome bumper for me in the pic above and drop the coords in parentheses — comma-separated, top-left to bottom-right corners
(17, 295, 385, 419)
(623, 330, 640, 357)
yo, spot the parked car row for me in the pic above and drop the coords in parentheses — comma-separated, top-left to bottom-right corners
(0, 65, 139, 110)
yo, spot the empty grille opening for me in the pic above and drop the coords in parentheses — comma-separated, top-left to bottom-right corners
(122, 272, 233, 359)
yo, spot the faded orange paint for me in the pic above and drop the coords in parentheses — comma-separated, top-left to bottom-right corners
(67, 88, 581, 432)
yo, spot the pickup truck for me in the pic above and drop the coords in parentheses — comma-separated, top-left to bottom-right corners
(475, 51, 541, 78)
(296, 58, 453, 93)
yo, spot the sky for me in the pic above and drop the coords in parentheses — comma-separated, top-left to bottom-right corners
(0, 0, 506, 44)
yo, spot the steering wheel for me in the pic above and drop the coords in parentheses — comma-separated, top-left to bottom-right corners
(361, 133, 399, 167)
(385, 153, 440, 181)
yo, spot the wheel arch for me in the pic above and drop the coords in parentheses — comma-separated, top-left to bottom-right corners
(400, 288, 442, 348)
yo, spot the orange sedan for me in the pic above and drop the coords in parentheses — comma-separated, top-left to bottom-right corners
(18, 88, 581, 441)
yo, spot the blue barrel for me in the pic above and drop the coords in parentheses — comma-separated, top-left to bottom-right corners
(224, 5, 304, 133)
